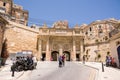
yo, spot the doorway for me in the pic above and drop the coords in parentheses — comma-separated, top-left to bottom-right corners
(51, 51, 59, 61)
(63, 51, 70, 61)
(76, 54, 80, 61)
(41, 53, 46, 61)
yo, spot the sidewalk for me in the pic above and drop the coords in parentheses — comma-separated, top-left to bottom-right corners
(0, 60, 24, 80)
(81, 62, 120, 80)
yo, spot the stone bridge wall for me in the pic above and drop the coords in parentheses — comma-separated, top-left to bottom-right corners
(5, 21, 39, 56)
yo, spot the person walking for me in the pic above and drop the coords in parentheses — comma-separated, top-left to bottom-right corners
(58, 55, 62, 67)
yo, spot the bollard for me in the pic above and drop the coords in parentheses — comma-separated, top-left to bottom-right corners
(83, 55, 85, 64)
(102, 62, 104, 72)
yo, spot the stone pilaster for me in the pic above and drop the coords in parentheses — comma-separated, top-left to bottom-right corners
(38, 39, 42, 61)
(80, 39, 84, 61)
(59, 48, 63, 55)
(72, 40, 76, 61)
(46, 37, 50, 61)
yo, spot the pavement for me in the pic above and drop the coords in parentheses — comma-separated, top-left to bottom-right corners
(0, 60, 120, 80)
(79, 62, 120, 80)
(0, 60, 24, 80)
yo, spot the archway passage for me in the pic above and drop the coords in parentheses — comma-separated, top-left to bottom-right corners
(117, 46, 120, 64)
(51, 51, 59, 61)
(63, 51, 70, 61)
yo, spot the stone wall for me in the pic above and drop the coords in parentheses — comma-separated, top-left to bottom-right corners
(4, 21, 39, 56)
(84, 43, 110, 62)
(0, 23, 4, 54)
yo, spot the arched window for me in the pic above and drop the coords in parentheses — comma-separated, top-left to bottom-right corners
(90, 27, 92, 31)
(3, 2, 6, 6)
(98, 25, 101, 29)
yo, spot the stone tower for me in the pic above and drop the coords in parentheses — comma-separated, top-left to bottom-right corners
(0, 0, 12, 15)
(0, 0, 29, 26)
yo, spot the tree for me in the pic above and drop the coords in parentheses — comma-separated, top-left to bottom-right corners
(1, 38, 9, 65)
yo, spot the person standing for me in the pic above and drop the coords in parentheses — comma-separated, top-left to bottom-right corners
(83, 55, 85, 64)
(62, 54, 65, 66)
(32, 55, 37, 68)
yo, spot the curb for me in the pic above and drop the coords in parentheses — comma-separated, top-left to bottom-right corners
(79, 62, 100, 80)
(16, 71, 32, 80)
(83, 64, 100, 80)
(84, 64, 99, 70)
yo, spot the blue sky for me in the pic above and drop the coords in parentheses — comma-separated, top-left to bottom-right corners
(14, 0, 120, 27)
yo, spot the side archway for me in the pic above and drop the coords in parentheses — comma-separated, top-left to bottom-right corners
(51, 51, 59, 61)
(63, 51, 70, 61)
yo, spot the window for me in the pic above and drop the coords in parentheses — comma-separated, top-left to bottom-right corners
(85, 32, 88, 35)
(3, 2, 6, 6)
(90, 27, 92, 31)
(99, 29, 103, 33)
(98, 25, 101, 29)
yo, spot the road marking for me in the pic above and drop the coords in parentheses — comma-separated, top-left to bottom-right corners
(89, 69, 96, 80)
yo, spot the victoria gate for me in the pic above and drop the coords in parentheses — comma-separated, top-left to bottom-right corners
(37, 21, 84, 61)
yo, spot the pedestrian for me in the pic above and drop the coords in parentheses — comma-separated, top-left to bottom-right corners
(108, 55, 112, 66)
(83, 55, 85, 64)
(62, 54, 65, 66)
(32, 55, 37, 68)
(106, 55, 111, 66)
(50, 57, 53, 61)
(106, 55, 109, 67)
(111, 57, 117, 67)
(58, 55, 62, 67)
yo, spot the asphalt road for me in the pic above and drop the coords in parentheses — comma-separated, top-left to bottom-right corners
(20, 61, 98, 80)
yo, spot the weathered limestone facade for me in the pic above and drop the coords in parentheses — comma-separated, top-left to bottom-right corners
(0, 0, 28, 26)
(0, 0, 12, 15)
(4, 19, 120, 62)
(109, 23, 120, 67)
(0, 16, 8, 56)
(4, 21, 39, 57)
(11, 4, 29, 26)
(38, 21, 84, 61)
(80, 18, 118, 62)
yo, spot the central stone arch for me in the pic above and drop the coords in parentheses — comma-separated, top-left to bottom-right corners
(63, 51, 70, 61)
(51, 51, 59, 61)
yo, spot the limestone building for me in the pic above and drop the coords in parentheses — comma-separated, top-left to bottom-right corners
(109, 23, 120, 67)
(0, 0, 28, 26)
(4, 18, 120, 62)
(81, 19, 117, 62)
(1, 0, 120, 62)
(38, 21, 84, 61)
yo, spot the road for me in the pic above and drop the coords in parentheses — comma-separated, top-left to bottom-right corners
(19, 61, 98, 80)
